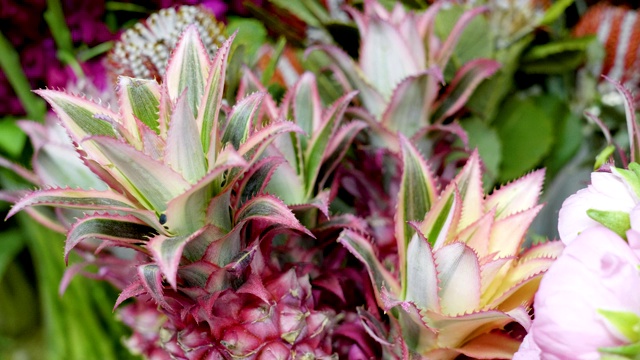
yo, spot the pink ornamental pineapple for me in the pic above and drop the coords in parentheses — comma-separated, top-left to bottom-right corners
(6, 26, 352, 358)
(339, 139, 564, 359)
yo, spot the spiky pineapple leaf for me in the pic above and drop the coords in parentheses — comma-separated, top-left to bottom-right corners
(165, 25, 210, 115)
(290, 72, 322, 150)
(432, 59, 500, 122)
(434, 6, 487, 68)
(454, 151, 485, 231)
(199, 34, 234, 157)
(338, 229, 401, 306)
(65, 214, 154, 263)
(423, 308, 514, 348)
(7, 187, 139, 220)
(396, 135, 437, 292)
(117, 76, 161, 138)
(405, 231, 440, 312)
(434, 242, 481, 315)
(237, 121, 304, 160)
(34, 89, 117, 165)
(165, 159, 245, 235)
(137, 264, 170, 310)
(114, 279, 146, 310)
(148, 228, 206, 290)
(221, 92, 264, 150)
(419, 185, 460, 249)
(87, 136, 190, 212)
(485, 169, 544, 220)
(164, 90, 207, 183)
(304, 91, 356, 198)
(234, 194, 312, 237)
(319, 120, 367, 189)
(488, 205, 543, 258)
(236, 156, 285, 206)
(381, 71, 435, 137)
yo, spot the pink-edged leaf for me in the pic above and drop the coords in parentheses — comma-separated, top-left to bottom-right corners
(405, 231, 440, 312)
(86, 135, 190, 212)
(165, 25, 210, 114)
(458, 209, 495, 258)
(235, 156, 285, 207)
(484, 169, 545, 220)
(488, 205, 543, 258)
(457, 331, 522, 359)
(337, 229, 401, 306)
(419, 185, 461, 249)
(178, 260, 220, 288)
(148, 227, 207, 290)
(137, 117, 165, 160)
(264, 148, 305, 205)
(289, 190, 331, 219)
(606, 76, 640, 163)
(138, 264, 171, 310)
(114, 279, 146, 310)
(434, 242, 481, 315)
(34, 89, 117, 165)
(204, 225, 242, 268)
(454, 151, 485, 231)
(423, 308, 514, 348)
(318, 120, 367, 189)
(117, 76, 161, 140)
(237, 121, 304, 162)
(358, 12, 422, 99)
(304, 91, 357, 198)
(234, 194, 312, 237)
(65, 214, 154, 263)
(479, 256, 513, 296)
(0, 155, 39, 185)
(381, 69, 442, 137)
(221, 92, 265, 151)
(433, 59, 500, 123)
(164, 161, 244, 234)
(34, 140, 107, 190)
(290, 72, 322, 146)
(7, 187, 139, 220)
(237, 67, 279, 121)
(434, 6, 488, 68)
(396, 135, 438, 290)
(198, 34, 234, 155)
(310, 45, 386, 118)
(164, 90, 206, 183)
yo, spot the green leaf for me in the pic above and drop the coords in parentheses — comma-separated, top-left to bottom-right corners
(165, 25, 210, 115)
(462, 118, 501, 185)
(0, 229, 24, 280)
(495, 96, 554, 182)
(539, 0, 575, 26)
(0, 33, 46, 120)
(587, 209, 631, 239)
(521, 37, 593, 74)
(261, 37, 287, 85)
(0, 120, 27, 157)
(226, 17, 267, 65)
(613, 165, 640, 199)
(598, 309, 640, 343)
(595, 145, 616, 170)
(117, 76, 161, 136)
(44, 0, 73, 53)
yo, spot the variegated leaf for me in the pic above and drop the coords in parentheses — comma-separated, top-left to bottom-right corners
(7, 187, 139, 220)
(164, 90, 207, 183)
(396, 135, 437, 289)
(198, 34, 234, 156)
(117, 76, 161, 141)
(235, 156, 285, 207)
(433, 59, 500, 122)
(291, 72, 322, 149)
(165, 25, 210, 114)
(65, 214, 154, 263)
(86, 136, 190, 212)
(304, 91, 357, 198)
(114, 279, 146, 310)
(405, 231, 440, 312)
(234, 194, 312, 237)
(148, 227, 207, 290)
(338, 229, 401, 306)
(419, 185, 461, 249)
(138, 264, 171, 310)
(488, 205, 543, 258)
(485, 169, 545, 220)
(237, 121, 304, 161)
(423, 309, 514, 349)
(34, 89, 117, 165)
(454, 151, 485, 232)
(434, 242, 481, 315)
(221, 92, 265, 151)
(319, 120, 367, 189)
(434, 6, 487, 68)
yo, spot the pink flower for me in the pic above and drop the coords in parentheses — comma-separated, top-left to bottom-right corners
(513, 333, 541, 360)
(558, 171, 638, 245)
(525, 226, 640, 359)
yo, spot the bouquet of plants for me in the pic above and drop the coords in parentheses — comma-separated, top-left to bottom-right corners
(3, 0, 640, 359)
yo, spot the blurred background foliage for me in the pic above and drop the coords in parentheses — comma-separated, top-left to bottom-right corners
(1, 0, 640, 358)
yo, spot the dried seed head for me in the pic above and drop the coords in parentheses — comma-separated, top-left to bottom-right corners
(107, 5, 226, 81)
